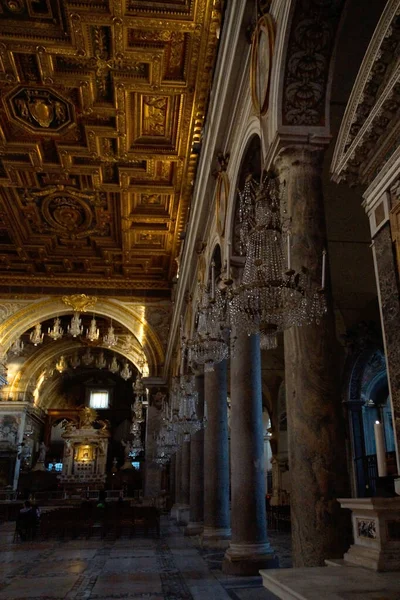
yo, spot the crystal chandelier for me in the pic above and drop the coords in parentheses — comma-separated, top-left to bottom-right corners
(122, 334, 134, 352)
(109, 355, 119, 374)
(120, 362, 132, 381)
(81, 348, 94, 366)
(9, 337, 24, 356)
(55, 355, 68, 373)
(129, 433, 144, 459)
(103, 322, 118, 348)
(96, 351, 107, 369)
(67, 313, 83, 338)
(154, 399, 179, 464)
(30, 323, 44, 346)
(186, 283, 229, 372)
(86, 317, 99, 342)
(130, 419, 141, 436)
(133, 371, 145, 396)
(132, 397, 144, 423)
(178, 373, 204, 441)
(229, 174, 326, 349)
(154, 425, 178, 466)
(70, 352, 80, 369)
(48, 317, 64, 341)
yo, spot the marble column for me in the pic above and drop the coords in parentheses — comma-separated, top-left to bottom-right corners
(185, 373, 205, 536)
(177, 440, 190, 525)
(223, 333, 276, 574)
(171, 446, 182, 520)
(169, 453, 176, 506)
(203, 359, 231, 543)
(372, 224, 400, 473)
(144, 404, 162, 497)
(274, 146, 350, 567)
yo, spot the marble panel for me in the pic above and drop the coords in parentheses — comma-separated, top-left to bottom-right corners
(0, 575, 79, 599)
(91, 573, 163, 596)
(102, 556, 159, 572)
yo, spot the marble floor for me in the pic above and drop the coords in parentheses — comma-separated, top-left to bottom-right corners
(0, 518, 290, 600)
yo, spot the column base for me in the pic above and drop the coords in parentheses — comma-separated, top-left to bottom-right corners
(184, 521, 204, 536)
(201, 526, 231, 547)
(223, 542, 279, 575)
(176, 505, 190, 525)
(120, 460, 134, 470)
(32, 462, 46, 472)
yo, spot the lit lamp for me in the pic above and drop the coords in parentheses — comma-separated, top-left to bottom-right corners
(374, 420, 388, 477)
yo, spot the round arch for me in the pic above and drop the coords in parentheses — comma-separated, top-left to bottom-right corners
(0, 297, 164, 374)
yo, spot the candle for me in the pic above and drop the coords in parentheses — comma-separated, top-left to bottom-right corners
(321, 249, 327, 289)
(211, 260, 215, 300)
(374, 420, 387, 477)
(287, 232, 291, 270)
(227, 241, 231, 280)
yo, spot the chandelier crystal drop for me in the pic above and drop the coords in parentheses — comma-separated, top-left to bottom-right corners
(186, 285, 229, 372)
(109, 356, 119, 374)
(30, 323, 44, 346)
(120, 362, 132, 381)
(103, 323, 118, 348)
(68, 313, 83, 338)
(48, 317, 64, 341)
(9, 337, 24, 356)
(96, 351, 107, 369)
(86, 317, 100, 342)
(229, 174, 327, 345)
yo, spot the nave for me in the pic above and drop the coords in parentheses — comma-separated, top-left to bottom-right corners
(0, 517, 290, 600)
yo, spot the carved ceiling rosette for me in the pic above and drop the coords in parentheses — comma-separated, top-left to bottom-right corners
(22, 186, 110, 244)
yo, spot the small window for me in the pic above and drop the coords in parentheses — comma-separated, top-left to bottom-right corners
(90, 390, 109, 409)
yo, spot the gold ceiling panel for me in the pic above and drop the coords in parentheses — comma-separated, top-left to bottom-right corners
(0, 0, 222, 296)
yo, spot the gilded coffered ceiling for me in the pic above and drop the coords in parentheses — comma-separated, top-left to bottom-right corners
(0, 0, 222, 296)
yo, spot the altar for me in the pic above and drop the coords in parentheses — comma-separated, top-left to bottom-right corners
(58, 407, 110, 490)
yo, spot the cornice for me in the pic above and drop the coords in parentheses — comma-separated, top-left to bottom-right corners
(164, 0, 249, 375)
(331, 0, 400, 185)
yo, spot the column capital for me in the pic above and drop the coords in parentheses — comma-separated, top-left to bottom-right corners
(273, 144, 325, 175)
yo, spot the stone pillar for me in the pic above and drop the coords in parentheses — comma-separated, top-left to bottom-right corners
(274, 146, 350, 567)
(171, 446, 182, 520)
(144, 404, 162, 497)
(223, 333, 276, 574)
(371, 224, 400, 473)
(185, 373, 205, 536)
(176, 440, 190, 525)
(169, 453, 176, 506)
(203, 360, 231, 543)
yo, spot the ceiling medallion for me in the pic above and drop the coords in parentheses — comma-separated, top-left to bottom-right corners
(23, 186, 110, 242)
(62, 294, 98, 313)
(6, 86, 74, 134)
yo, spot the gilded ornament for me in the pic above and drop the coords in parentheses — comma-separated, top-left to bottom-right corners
(250, 14, 275, 116)
(7, 87, 72, 133)
(62, 294, 98, 313)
